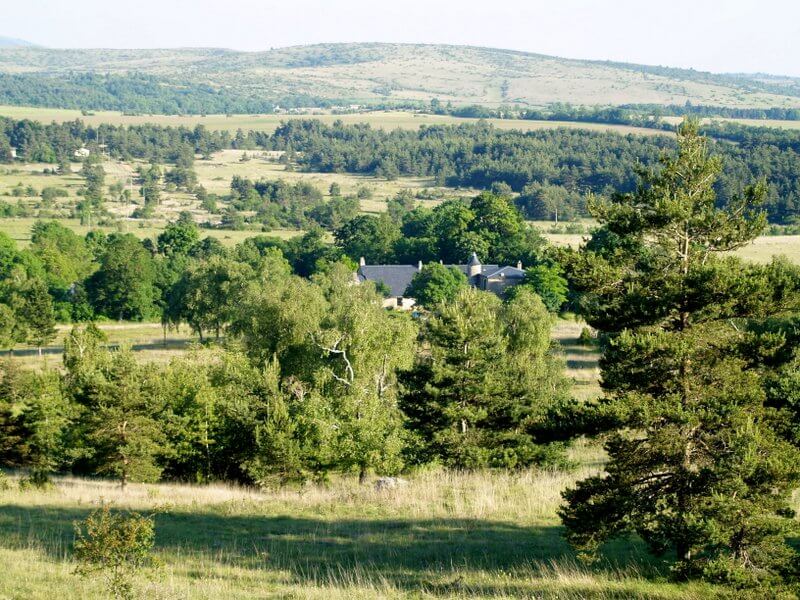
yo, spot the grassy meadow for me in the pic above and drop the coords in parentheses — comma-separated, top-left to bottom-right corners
(0, 441, 726, 600)
(3, 322, 194, 371)
(0, 216, 300, 250)
(194, 149, 472, 204)
(3, 151, 799, 264)
(535, 221, 800, 265)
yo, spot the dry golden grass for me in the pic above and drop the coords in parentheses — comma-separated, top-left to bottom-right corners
(196, 149, 474, 203)
(733, 235, 800, 264)
(553, 319, 602, 402)
(662, 115, 800, 130)
(537, 225, 800, 266)
(0, 440, 720, 599)
(0, 105, 669, 137)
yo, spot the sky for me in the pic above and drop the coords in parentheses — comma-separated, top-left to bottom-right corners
(3, 0, 800, 76)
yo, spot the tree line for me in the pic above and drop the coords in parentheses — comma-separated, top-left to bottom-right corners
(0, 72, 333, 115)
(1, 66, 798, 123)
(428, 100, 800, 124)
(0, 188, 552, 342)
(267, 120, 800, 224)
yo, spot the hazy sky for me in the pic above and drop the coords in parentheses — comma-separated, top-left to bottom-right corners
(4, 0, 800, 76)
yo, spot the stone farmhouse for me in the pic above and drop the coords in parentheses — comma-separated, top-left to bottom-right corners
(357, 253, 526, 309)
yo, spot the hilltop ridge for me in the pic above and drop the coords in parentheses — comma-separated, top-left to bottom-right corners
(0, 42, 799, 110)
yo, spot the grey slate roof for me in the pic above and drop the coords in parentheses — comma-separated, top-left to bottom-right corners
(358, 265, 420, 297)
(483, 266, 526, 279)
(358, 256, 525, 298)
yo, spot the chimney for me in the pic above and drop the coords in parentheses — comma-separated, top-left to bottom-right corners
(359, 256, 366, 267)
(417, 260, 423, 271)
(517, 260, 523, 270)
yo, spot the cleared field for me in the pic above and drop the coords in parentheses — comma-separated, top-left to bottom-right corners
(196, 149, 473, 203)
(0, 216, 300, 249)
(733, 235, 800, 264)
(0, 149, 468, 247)
(6, 322, 196, 370)
(0, 440, 724, 599)
(0, 105, 670, 137)
(661, 115, 800, 130)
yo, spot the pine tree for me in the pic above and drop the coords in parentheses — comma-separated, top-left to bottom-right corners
(0, 361, 70, 475)
(401, 286, 570, 468)
(69, 345, 165, 488)
(16, 278, 57, 355)
(561, 120, 800, 588)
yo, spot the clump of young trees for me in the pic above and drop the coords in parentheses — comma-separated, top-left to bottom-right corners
(0, 252, 571, 487)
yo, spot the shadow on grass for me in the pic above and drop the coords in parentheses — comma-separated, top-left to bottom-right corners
(0, 503, 671, 595)
(565, 358, 601, 370)
(7, 339, 191, 358)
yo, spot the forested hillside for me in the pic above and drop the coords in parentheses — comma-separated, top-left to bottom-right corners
(3, 116, 800, 223)
(1, 43, 800, 112)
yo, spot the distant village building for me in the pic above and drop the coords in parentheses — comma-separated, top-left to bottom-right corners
(9, 147, 16, 159)
(356, 253, 526, 309)
(74, 147, 91, 158)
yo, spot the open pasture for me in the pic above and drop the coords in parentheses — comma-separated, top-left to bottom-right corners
(195, 149, 470, 206)
(5, 322, 195, 370)
(662, 115, 800, 130)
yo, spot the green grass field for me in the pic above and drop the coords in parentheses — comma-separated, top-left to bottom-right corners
(0, 440, 724, 599)
(5, 322, 195, 370)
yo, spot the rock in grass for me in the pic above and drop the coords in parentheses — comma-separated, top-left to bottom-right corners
(374, 477, 408, 491)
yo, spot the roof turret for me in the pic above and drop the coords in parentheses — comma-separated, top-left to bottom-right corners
(468, 252, 481, 277)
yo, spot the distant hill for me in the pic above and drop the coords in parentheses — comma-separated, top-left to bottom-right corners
(0, 42, 799, 110)
(0, 36, 36, 48)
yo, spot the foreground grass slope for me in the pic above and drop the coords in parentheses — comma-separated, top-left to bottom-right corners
(0, 446, 723, 599)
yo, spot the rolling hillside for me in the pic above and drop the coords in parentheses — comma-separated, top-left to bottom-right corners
(0, 42, 799, 109)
